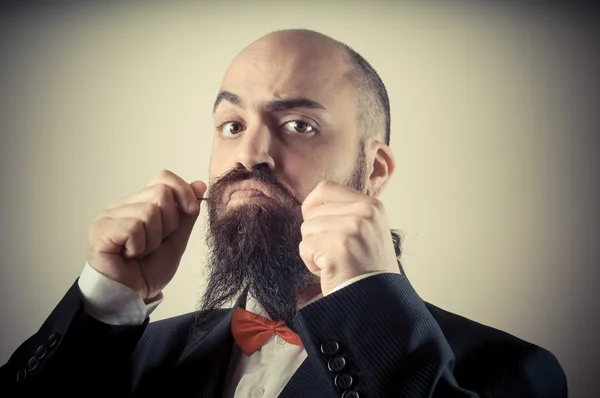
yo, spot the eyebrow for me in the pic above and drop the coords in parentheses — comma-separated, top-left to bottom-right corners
(213, 90, 326, 114)
(213, 91, 242, 113)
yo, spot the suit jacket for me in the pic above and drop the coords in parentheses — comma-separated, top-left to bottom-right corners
(1, 273, 567, 397)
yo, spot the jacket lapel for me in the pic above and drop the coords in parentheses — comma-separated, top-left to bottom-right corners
(172, 291, 249, 398)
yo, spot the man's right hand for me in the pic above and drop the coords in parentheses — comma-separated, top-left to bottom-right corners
(86, 170, 207, 301)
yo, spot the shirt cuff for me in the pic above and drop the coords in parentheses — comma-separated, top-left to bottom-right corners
(77, 261, 163, 325)
(329, 271, 396, 294)
(301, 271, 397, 308)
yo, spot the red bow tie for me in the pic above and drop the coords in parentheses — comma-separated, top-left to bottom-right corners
(231, 307, 303, 356)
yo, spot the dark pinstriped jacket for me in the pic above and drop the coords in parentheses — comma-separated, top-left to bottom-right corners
(1, 273, 567, 397)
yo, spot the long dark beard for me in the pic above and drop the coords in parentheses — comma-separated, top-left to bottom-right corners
(192, 149, 368, 337)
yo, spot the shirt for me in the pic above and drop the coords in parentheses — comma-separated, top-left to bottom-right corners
(78, 262, 392, 397)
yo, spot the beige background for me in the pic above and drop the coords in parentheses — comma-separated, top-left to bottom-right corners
(1, 1, 598, 396)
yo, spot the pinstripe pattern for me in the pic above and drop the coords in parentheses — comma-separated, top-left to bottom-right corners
(1, 274, 567, 397)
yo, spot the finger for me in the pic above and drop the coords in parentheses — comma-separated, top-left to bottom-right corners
(299, 231, 354, 271)
(298, 238, 322, 276)
(103, 188, 181, 240)
(97, 202, 164, 257)
(148, 170, 203, 214)
(161, 208, 200, 259)
(109, 170, 199, 214)
(190, 180, 208, 200)
(91, 217, 147, 258)
(301, 214, 369, 241)
(302, 180, 368, 215)
(302, 201, 377, 222)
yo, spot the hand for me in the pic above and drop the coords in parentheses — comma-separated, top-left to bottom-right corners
(299, 180, 400, 296)
(86, 170, 206, 300)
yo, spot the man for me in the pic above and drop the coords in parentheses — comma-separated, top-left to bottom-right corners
(1, 29, 567, 397)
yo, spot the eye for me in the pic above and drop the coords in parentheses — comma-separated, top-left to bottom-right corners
(283, 120, 314, 134)
(218, 121, 245, 137)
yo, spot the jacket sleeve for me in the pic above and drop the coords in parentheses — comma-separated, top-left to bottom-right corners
(0, 279, 149, 396)
(293, 273, 567, 398)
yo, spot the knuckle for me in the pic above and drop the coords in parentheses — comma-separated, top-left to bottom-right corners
(105, 197, 124, 210)
(298, 240, 309, 257)
(141, 202, 160, 221)
(94, 210, 107, 222)
(153, 183, 172, 203)
(299, 238, 313, 252)
(129, 218, 145, 235)
(147, 170, 175, 190)
(358, 202, 376, 219)
(315, 250, 335, 269)
(155, 169, 174, 180)
(89, 217, 107, 237)
(370, 197, 384, 211)
(300, 222, 309, 237)
(87, 218, 112, 254)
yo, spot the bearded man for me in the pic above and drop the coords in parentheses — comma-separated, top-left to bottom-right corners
(1, 29, 567, 397)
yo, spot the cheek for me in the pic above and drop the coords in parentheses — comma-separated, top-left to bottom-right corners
(209, 153, 229, 182)
(277, 154, 318, 201)
(282, 151, 353, 201)
(209, 140, 235, 179)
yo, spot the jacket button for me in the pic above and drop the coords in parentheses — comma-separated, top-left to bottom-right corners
(47, 333, 60, 348)
(35, 345, 47, 359)
(327, 355, 346, 373)
(27, 357, 38, 371)
(335, 373, 354, 389)
(320, 341, 341, 357)
(341, 390, 360, 398)
(16, 369, 26, 382)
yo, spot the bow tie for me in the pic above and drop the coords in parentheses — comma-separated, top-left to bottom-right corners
(231, 307, 303, 356)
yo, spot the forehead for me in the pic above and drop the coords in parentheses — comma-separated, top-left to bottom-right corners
(217, 40, 355, 111)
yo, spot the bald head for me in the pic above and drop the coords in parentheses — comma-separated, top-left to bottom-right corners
(224, 29, 390, 146)
(210, 28, 395, 206)
(246, 29, 347, 64)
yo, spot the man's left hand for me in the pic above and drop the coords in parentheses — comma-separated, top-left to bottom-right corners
(299, 180, 401, 296)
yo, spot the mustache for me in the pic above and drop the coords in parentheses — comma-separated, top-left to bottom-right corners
(207, 164, 302, 206)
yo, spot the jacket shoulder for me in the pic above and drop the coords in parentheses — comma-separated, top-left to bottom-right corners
(426, 302, 568, 397)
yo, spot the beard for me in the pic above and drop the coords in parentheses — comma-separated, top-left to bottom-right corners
(192, 148, 368, 336)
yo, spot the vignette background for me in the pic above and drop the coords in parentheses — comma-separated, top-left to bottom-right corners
(1, 1, 598, 395)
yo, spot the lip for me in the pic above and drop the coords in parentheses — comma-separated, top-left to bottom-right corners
(224, 181, 276, 205)
(230, 189, 269, 201)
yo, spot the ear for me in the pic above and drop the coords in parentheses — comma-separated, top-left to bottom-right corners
(365, 140, 395, 198)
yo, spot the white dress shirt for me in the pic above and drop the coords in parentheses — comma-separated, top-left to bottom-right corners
(78, 262, 391, 398)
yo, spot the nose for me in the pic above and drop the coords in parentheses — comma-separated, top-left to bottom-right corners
(233, 123, 276, 171)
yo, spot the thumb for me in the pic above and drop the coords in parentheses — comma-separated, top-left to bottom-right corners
(190, 180, 208, 199)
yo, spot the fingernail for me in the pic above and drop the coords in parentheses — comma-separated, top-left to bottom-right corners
(188, 201, 200, 212)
